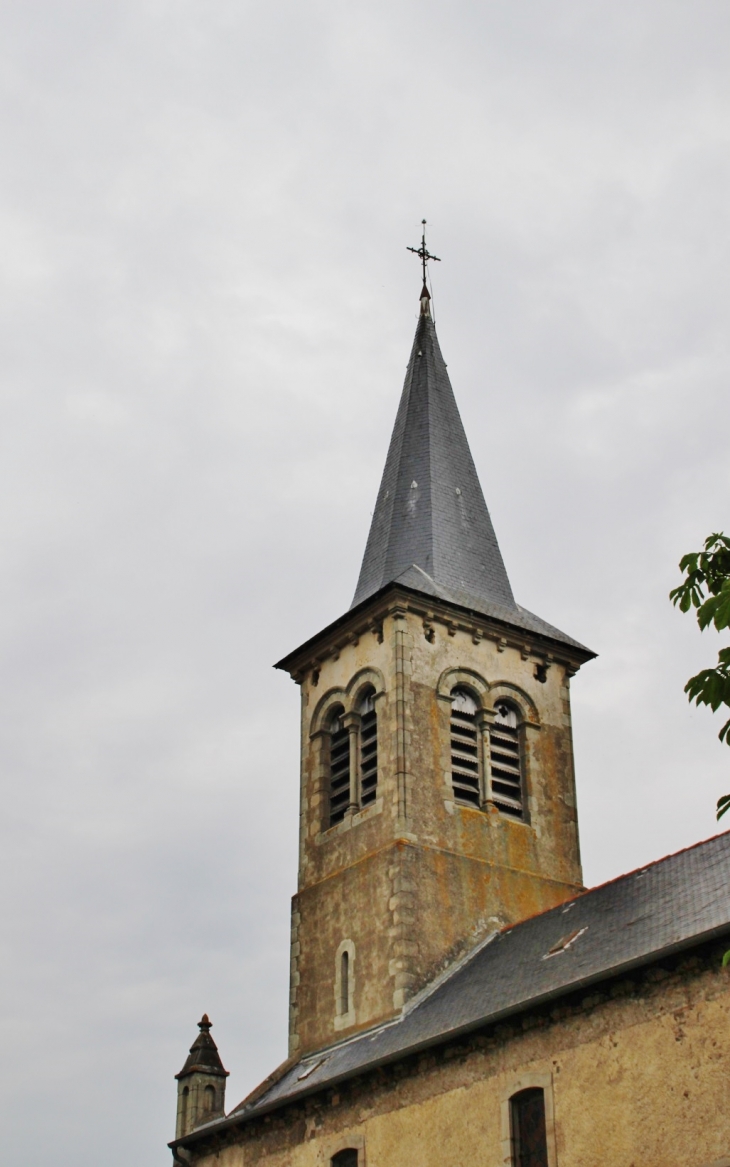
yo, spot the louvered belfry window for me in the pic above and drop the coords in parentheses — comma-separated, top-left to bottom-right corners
(358, 689, 378, 806)
(328, 707, 351, 826)
(510, 1088, 548, 1167)
(450, 688, 481, 807)
(490, 702, 524, 818)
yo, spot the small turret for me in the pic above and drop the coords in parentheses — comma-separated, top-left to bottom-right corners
(174, 1015, 229, 1139)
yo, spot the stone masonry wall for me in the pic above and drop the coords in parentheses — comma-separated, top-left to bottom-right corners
(286, 592, 588, 1056)
(185, 949, 730, 1167)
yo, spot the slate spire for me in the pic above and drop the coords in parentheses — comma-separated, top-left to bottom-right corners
(352, 300, 517, 620)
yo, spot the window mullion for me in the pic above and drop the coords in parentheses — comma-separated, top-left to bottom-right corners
(476, 707, 495, 810)
(343, 712, 361, 813)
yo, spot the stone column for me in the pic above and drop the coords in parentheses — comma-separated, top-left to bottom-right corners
(476, 707, 496, 811)
(342, 711, 361, 814)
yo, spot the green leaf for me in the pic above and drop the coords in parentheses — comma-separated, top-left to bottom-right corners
(722, 950, 730, 968)
(717, 794, 730, 819)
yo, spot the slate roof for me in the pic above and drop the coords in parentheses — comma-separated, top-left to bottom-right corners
(350, 306, 585, 652)
(178, 830, 730, 1144)
(176, 1015, 229, 1080)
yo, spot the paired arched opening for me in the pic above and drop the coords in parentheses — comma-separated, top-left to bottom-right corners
(449, 684, 525, 818)
(325, 686, 379, 828)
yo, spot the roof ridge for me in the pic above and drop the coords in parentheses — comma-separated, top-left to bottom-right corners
(579, 826, 730, 899)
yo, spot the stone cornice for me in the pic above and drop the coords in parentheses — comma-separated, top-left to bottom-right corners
(274, 583, 595, 684)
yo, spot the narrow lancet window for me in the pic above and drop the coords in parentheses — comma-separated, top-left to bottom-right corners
(340, 950, 349, 1015)
(328, 706, 351, 826)
(358, 688, 378, 806)
(510, 1088, 548, 1167)
(450, 687, 481, 807)
(490, 702, 524, 818)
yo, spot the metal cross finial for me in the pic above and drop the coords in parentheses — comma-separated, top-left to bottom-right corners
(407, 219, 441, 286)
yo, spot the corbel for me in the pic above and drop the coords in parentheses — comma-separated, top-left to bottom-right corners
(370, 621, 384, 643)
(534, 653, 555, 684)
(497, 637, 507, 653)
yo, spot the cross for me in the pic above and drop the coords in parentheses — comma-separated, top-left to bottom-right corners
(407, 219, 441, 286)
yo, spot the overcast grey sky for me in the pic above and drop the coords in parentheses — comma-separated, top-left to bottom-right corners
(1, 2, 729, 1164)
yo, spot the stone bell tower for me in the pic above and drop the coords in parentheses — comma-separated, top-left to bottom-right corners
(174, 1015, 228, 1139)
(275, 279, 595, 1059)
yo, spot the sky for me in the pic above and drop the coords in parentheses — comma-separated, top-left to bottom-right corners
(1, 2, 729, 1164)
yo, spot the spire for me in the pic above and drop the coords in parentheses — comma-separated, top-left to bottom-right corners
(175, 1015, 229, 1080)
(352, 306, 517, 615)
(351, 303, 587, 650)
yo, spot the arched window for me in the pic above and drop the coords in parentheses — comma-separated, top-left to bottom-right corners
(450, 687, 481, 807)
(358, 688, 378, 806)
(331, 1151, 358, 1167)
(340, 950, 349, 1015)
(328, 706, 351, 826)
(203, 1084, 216, 1113)
(490, 702, 524, 818)
(510, 1087, 548, 1167)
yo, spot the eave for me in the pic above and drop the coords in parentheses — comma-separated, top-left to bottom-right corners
(274, 581, 596, 682)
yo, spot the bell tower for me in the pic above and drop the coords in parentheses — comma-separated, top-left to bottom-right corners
(276, 274, 595, 1058)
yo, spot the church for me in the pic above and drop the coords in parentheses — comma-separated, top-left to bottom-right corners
(169, 266, 730, 1167)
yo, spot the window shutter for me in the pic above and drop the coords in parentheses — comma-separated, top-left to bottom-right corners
(450, 688, 481, 807)
(328, 711, 351, 826)
(359, 691, 378, 806)
(489, 702, 523, 818)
